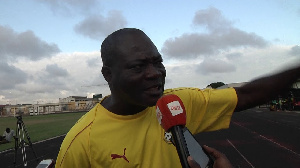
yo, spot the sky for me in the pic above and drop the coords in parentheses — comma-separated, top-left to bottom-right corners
(0, 0, 299, 105)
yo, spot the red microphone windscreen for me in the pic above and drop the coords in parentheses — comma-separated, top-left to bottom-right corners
(156, 94, 186, 131)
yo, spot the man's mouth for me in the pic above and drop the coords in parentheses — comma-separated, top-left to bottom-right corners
(144, 84, 163, 95)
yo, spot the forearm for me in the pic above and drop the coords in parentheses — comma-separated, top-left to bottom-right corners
(235, 65, 300, 111)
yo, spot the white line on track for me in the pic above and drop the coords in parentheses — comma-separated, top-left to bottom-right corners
(0, 134, 66, 154)
(227, 139, 255, 168)
(233, 121, 300, 158)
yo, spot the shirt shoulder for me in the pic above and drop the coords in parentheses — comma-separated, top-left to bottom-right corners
(164, 87, 237, 133)
(163, 87, 237, 102)
(64, 104, 98, 141)
(56, 104, 99, 167)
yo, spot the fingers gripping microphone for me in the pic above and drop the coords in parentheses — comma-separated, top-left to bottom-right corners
(156, 94, 190, 168)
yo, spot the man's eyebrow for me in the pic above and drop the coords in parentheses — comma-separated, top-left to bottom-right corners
(157, 55, 163, 59)
(154, 55, 163, 61)
(126, 59, 146, 65)
(127, 54, 163, 64)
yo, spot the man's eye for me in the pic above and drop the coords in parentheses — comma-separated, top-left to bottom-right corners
(133, 65, 141, 68)
(130, 65, 143, 71)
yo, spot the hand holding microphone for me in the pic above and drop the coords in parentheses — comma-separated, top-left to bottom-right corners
(156, 94, 225, 168)
(188, 145, 233, 168)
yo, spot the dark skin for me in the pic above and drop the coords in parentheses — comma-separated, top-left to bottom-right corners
(234, 67, 300, 112)
(101, 31, 166, 115)
(101, 29, 300, 115)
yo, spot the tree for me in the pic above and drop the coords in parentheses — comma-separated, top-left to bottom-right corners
(207, 82, 225, 89)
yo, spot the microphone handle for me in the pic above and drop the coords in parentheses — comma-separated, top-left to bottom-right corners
(170, 126, 190, 168)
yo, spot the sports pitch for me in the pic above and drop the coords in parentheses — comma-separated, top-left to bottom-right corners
(0, 112, 86, 152)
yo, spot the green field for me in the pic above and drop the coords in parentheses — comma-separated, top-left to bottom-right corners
(0, 112, 86, 152)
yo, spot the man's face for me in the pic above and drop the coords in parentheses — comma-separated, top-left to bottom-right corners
(109, 32, 166, 108)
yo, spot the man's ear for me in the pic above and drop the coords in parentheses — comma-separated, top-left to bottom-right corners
(102, 66, 112, 83)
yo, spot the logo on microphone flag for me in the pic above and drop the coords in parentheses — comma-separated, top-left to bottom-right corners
(167, 101, 183, 116)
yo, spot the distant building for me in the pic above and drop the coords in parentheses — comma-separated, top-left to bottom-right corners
(0, 94, 102, 117)
(0, 105, 6, 116)
(59, 96, 89, 103)
(59, 96, 99, 111)
(4, 104, 32, 116)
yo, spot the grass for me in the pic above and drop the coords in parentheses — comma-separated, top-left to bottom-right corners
(0, 112, 86, 152)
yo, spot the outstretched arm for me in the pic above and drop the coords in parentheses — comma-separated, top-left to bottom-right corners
(234, 65, 300, 112)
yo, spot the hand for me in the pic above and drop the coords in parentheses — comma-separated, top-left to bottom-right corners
(187, 145, 232, 168)
(187, 156, 200, 168)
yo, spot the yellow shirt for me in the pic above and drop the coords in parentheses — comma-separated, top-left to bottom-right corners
(55, 87, 237, 168)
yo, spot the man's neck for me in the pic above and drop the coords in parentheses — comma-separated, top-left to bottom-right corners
(101, 96, 147, 115)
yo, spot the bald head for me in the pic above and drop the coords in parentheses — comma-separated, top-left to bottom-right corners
(101, 28, 152, 67)
(100, 28, 166, 113)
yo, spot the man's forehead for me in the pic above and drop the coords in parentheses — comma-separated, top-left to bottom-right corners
(117, 37, 159, 54)
(131, 53, 162, 61)
(117, 34, 154, 49)
(110, 31, 161, 62)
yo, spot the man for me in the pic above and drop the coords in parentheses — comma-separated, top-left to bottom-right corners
(55, 28, 300, 167)
(1, 128, 15, 144)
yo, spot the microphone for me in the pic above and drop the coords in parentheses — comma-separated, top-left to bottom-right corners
(156, 94, 190, 168)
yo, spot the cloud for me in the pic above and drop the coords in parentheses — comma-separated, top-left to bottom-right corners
(0, 62, 28, 90)
(5, 64, 71, 96)
(74, 11, 128, 40)
(0, 51, 108, 104)
(225, 52, 243, 60)
(0, 25, 61, 61)
(289, 45, 300, 56)
(45, 64, 69, 77)
(161, 33, 216, 59)
(87, 57, 102, 67)
(164, 63, 198, 88)
(163, 45, 298, 90)
(161, 7, 268, 59)
(196, 58, 236, 74)
(34, 0, 98, 16)
(0, 45, 297, 105)
(193, 7, 233, 32)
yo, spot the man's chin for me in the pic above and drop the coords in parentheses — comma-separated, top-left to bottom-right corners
(145, 94, 163, 107)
